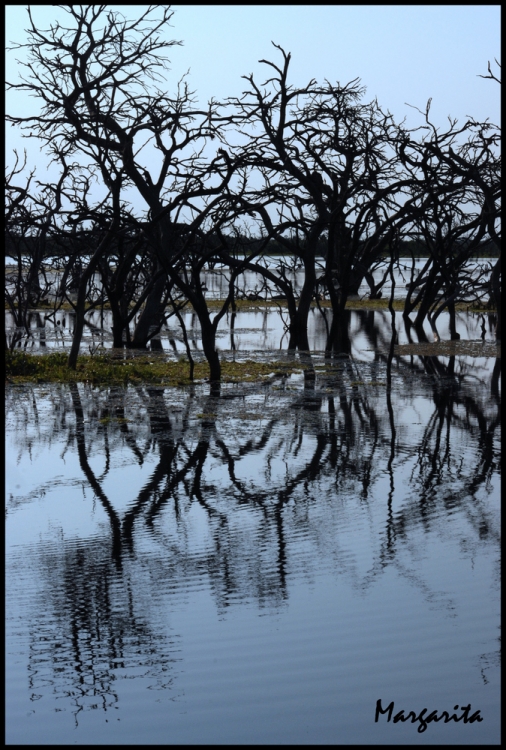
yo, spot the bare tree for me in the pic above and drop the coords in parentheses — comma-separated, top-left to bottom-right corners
(5, 152, 70, 348)
(6, 5, 239, 377)
(399, 95, 501, 339)
(225, 45, 416, 357)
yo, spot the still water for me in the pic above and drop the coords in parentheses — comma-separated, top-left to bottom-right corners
(5, 257, 497, 354)
(5, 340, 501, 743)
(4, 301, 498, 357)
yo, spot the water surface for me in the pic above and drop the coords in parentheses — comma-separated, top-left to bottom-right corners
(6, 348, 501, 744)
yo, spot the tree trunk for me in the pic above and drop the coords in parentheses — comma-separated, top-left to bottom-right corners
(293, 255, 316, 351)
(448, 299, 460, 340)
(67, 231, 118, 369)
(107, 296, 127, 348)
(324, 253, 351, 358)
(489, 256, 501, 341)
(68, 273, 92, 368)
(326, 305, 351, 356)
(200, 317, 221, 383)
(131, 273, 166, 348)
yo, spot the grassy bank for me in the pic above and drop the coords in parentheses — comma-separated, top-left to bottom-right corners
(5, 297, 496, 314)
(5, 350, 303, 386)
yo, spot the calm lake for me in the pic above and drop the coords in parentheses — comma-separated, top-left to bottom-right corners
(6, 302, 500, 744)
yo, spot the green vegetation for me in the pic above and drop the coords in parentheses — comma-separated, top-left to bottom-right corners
(4, 296, 496, 315)
(5, 350, 304, 386)
(344, 298, 496, 313)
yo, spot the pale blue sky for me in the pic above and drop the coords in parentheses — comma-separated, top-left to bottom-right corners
(6, 5, 501, 180)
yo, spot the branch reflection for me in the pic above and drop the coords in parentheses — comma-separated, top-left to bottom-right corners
(5, 349, 500, 723)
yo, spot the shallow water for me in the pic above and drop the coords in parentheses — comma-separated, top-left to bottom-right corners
(5, 348, 501, 744)
(6, 257, 497, 355)
(4, 303, 498, 359)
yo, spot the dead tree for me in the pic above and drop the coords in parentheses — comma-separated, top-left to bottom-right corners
(6, 5, 239, 378)
(399, 95, 501, 340)
(5, 152, 70, 348)
(225, 45, 417, 357)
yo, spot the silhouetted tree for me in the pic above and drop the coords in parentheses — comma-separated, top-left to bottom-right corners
(6, 5, 240, 377)
(399, 92, 500, 340)
(225, 45, 417, 357)
(5, 152, 68, 348)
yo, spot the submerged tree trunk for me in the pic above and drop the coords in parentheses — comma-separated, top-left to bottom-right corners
(130, 273, 167, 349)
(325, 303, 351, 357)
(290, 253, 316, 352)
(448, 299, 460, 340)
(106, 293, 129, 348)
(164, 264, 223, 385)
(489, 256, 501, 341)
(202, 328, 221, 383)
(323, 223, 352, 358)
(68, 241, 113, 369)
(192, 297, 221, 383)
(324, 258, 351, 357)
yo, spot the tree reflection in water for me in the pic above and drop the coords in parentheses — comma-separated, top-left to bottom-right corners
(5, 347, 500, 728)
